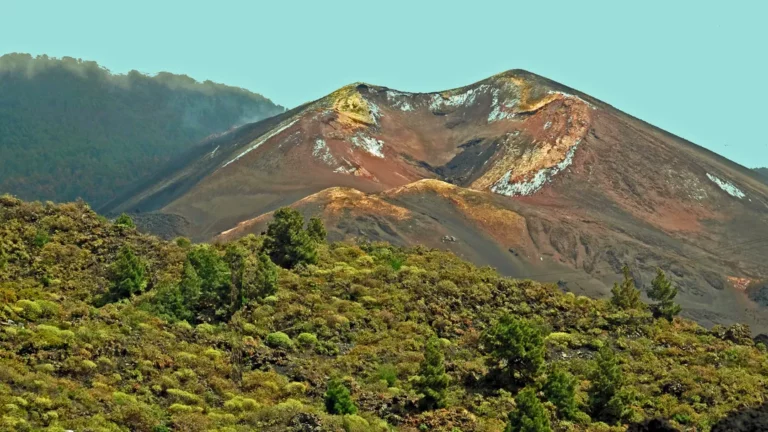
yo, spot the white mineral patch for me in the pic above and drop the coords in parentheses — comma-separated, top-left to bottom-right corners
(544, 121, 552, 130)
(334, 159, 357, 175)
(313, 138, 336, 165)
(430, 85, 489, 111)
(209, 145, 220, 159)
(488, 88, 518, 122)
(334, 166, 356, 174)
(222, 118, 300, 168)
(706, 173, 746, 199)
(351, 134, 385, 158)
(367, 100, 382, 123)
(491, 142, 580, 196)
(386, 90, 415, 111)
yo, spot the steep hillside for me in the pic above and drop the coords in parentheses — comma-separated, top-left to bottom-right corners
(1, 197, 767, 431)
(101, 70, 596, 236)
(0, 53, 285, 206)
(106, 70, 768, 332)
(756, 168, 768, 184)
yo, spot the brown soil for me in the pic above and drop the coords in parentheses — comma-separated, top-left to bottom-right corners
(108, 70, 768, 332)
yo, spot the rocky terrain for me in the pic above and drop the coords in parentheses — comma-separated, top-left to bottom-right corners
(103, 70, 768, 332)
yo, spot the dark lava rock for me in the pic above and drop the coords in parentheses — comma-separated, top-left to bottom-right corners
(626, 418, 679, 431)
(711, 402, 768, 432)
(288, 412, 323, 432)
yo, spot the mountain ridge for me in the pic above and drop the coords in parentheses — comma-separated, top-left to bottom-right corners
(104, 69, 768, 332)
(0, 53, 285, 207)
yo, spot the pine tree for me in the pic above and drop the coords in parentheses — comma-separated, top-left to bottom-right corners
(324, 379, 357, 415)
(178, 259, 202, 319)
(415, 336, 450, 410)
(264, 207, 318, 269)
(505, 387, 552, 432)
(481, 315, 545, 384)
(648, 268, 681, 321)
(109, 245, 147, 299)
(543, 365, 578, 420)
(240, 253, 278, 302)
(588, 346, 626, 423)
(151, 259, 201, 322)
(187, 245, 232, 321)
(611, 265, 642, 310)
(307, 216, 327, 243)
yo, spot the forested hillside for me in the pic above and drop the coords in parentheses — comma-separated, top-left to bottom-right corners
(0, 196, 765, 431)
(0, 53, 284, 206)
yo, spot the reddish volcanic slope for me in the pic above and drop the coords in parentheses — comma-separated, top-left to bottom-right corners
(104, 70, 768, 331)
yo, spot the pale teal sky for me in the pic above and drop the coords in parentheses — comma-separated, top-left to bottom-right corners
(3, 0, 766, 167)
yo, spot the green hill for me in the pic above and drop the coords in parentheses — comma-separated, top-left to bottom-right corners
(0, 196, 765, 431)
(0, 53, 284, 207)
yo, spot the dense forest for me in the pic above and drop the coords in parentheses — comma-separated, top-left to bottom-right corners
(0, 196, 766, 431)
(0, 53, 284, 207)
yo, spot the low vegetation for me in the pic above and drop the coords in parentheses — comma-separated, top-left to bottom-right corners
(0, 195, 765, 431)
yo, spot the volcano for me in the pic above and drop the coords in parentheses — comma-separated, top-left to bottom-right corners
(101, 70, 768, 331)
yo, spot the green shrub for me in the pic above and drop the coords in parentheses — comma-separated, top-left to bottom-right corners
(115, 213, 135, 228)
(297, 332, 318, 348)
(223, 396, 260, 412)
(324, 378, 357, 415)
(377, 364, 398, 387)
(16, 299, 42, 320)
(285, 382, 307, 395)
(167, 388, 202, 405)
(33, 229, 49, 247)
(266, 332, 294, 350)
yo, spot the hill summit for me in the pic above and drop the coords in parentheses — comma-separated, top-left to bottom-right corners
(103, 69, 768, 333)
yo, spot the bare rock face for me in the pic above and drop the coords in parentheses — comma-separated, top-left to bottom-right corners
(105, 70, 768, 332)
